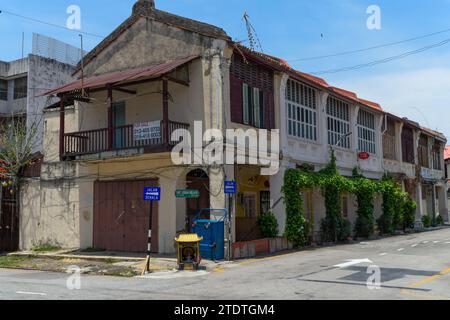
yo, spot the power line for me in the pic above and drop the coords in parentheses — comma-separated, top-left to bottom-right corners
(289, 26, 450, 62)
(0, 9, 105, 39)
(309, 37, 450, 75)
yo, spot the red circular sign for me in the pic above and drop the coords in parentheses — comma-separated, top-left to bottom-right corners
(358, 152, 370, 160)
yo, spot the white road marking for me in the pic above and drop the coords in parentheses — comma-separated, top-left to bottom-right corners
(334, 259, 373, 269)
(379, 253, 388, 256)
(397, 248, 405, 252)
(423, 241, 429, 244)
(137, 270, 209, 279)
(445, 242, 450, 244)
(16, 291, 47, 296)
(411, 244, 418, 248)
(433, 241, 440, 244)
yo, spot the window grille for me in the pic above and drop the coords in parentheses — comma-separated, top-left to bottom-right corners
(0, 80, 7, 101)
(286, 79, 317, 141)
(382, 119, 396, 160)
(357, 109, 376, 154)
(418, 134, 429, 168)
(431, 141, 442, 171)
(327, 96, 350, 149)
(13, 77, 27, 100)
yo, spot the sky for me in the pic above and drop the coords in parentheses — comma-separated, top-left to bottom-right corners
(1, 0, 450, 138)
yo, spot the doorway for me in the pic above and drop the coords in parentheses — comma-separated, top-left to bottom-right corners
(113, 101, 126, 149)
(93, 179, 159, 253)
(185, 169, 210, 231)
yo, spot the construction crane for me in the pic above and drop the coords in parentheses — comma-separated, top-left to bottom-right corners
(242, 11, 263, 52)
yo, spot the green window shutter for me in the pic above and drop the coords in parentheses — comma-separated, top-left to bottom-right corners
(243, 83, 249, 125)
(253, 87, 260, 128)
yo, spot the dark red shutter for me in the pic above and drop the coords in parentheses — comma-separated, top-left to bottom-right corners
(230, 75, 243, 124)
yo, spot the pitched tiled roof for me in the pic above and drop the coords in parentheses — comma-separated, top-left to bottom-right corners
(233, 43, 383, 112)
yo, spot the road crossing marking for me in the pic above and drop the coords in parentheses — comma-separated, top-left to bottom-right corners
(16, 291, 47, 296)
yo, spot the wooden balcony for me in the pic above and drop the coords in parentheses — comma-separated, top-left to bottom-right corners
(63, 120, 189, 157)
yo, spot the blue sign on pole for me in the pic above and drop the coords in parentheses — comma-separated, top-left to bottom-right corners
(224, 181, 237, 195)
(143, 187, 161, 201)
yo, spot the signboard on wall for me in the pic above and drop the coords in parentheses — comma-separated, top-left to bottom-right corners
(175, 190, 200, 199)
(358, 152, 370, 160)
(134, 121, 161, 141)
(143, 187, 161, 201)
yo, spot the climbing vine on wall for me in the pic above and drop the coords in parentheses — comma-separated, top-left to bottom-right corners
(352, 168, 377, 238)
(378, 175, 416, 234)
(282, 169, 312, 247)
(282, 149, 418, 245)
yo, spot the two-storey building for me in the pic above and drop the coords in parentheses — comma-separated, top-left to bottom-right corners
(21, 0, 234, 254)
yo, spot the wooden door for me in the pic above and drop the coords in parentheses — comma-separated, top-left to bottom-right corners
(93, 179, 159, 253)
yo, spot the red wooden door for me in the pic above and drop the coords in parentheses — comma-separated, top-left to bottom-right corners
(93, 180, 159, 253)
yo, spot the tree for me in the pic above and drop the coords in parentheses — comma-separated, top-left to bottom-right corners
(0, 115, 41, 196)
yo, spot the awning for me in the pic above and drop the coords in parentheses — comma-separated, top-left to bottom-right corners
(43, 55, 199, 97)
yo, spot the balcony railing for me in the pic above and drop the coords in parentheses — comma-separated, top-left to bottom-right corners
(63, 120, 189, 157)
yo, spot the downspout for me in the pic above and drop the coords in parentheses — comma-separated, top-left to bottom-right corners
(380, 114, 388, 175)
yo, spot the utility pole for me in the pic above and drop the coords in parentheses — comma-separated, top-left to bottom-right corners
(79, 34, 85, 97)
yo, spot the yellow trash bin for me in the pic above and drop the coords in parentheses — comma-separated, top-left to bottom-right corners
(174, 234, 203, 271)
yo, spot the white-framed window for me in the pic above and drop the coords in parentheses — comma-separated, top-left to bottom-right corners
(357, 109, 376, 154)
(243, 193, 257, 218)
(327, 97, 350, 149)
(286, 79, 317, 141)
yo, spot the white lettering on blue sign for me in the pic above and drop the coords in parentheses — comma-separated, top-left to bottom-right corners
(144, 187, 161, 201)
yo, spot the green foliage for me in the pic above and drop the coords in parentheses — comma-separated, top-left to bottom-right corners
(436, 215, 444, 226)
(402, 197, 417, 229)
(284, 214, 310, 247)
(258, 212, 279, 238)
(320, 217, 352, 242)
(377, 176, 415, 234)
(282, 150, 418, 244)
(318, 150, 353, 242)
(352, 172, 377, 238)
(282, 170, 310, 247)
(422, 215, 432, 228)
(31, 239, 62, 252)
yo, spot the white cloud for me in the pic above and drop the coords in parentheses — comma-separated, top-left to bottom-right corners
(333, 68, 450, 139)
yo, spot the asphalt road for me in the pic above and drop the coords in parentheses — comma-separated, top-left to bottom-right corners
(1, 228, 450, 300)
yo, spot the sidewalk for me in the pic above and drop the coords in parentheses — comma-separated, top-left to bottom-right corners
(2, 249, 231, 277)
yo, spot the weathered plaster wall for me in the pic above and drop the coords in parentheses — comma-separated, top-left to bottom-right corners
(80, 18, 226, 77)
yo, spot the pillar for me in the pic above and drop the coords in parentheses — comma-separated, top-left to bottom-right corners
(415, 182, 424, 229)
(59, 96, 66, 160)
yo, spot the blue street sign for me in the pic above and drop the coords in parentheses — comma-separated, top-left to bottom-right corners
(224, 181, 237, 195)
(143, 187, 161, 201)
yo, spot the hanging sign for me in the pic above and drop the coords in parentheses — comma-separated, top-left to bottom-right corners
(134, 121, 161, 141)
